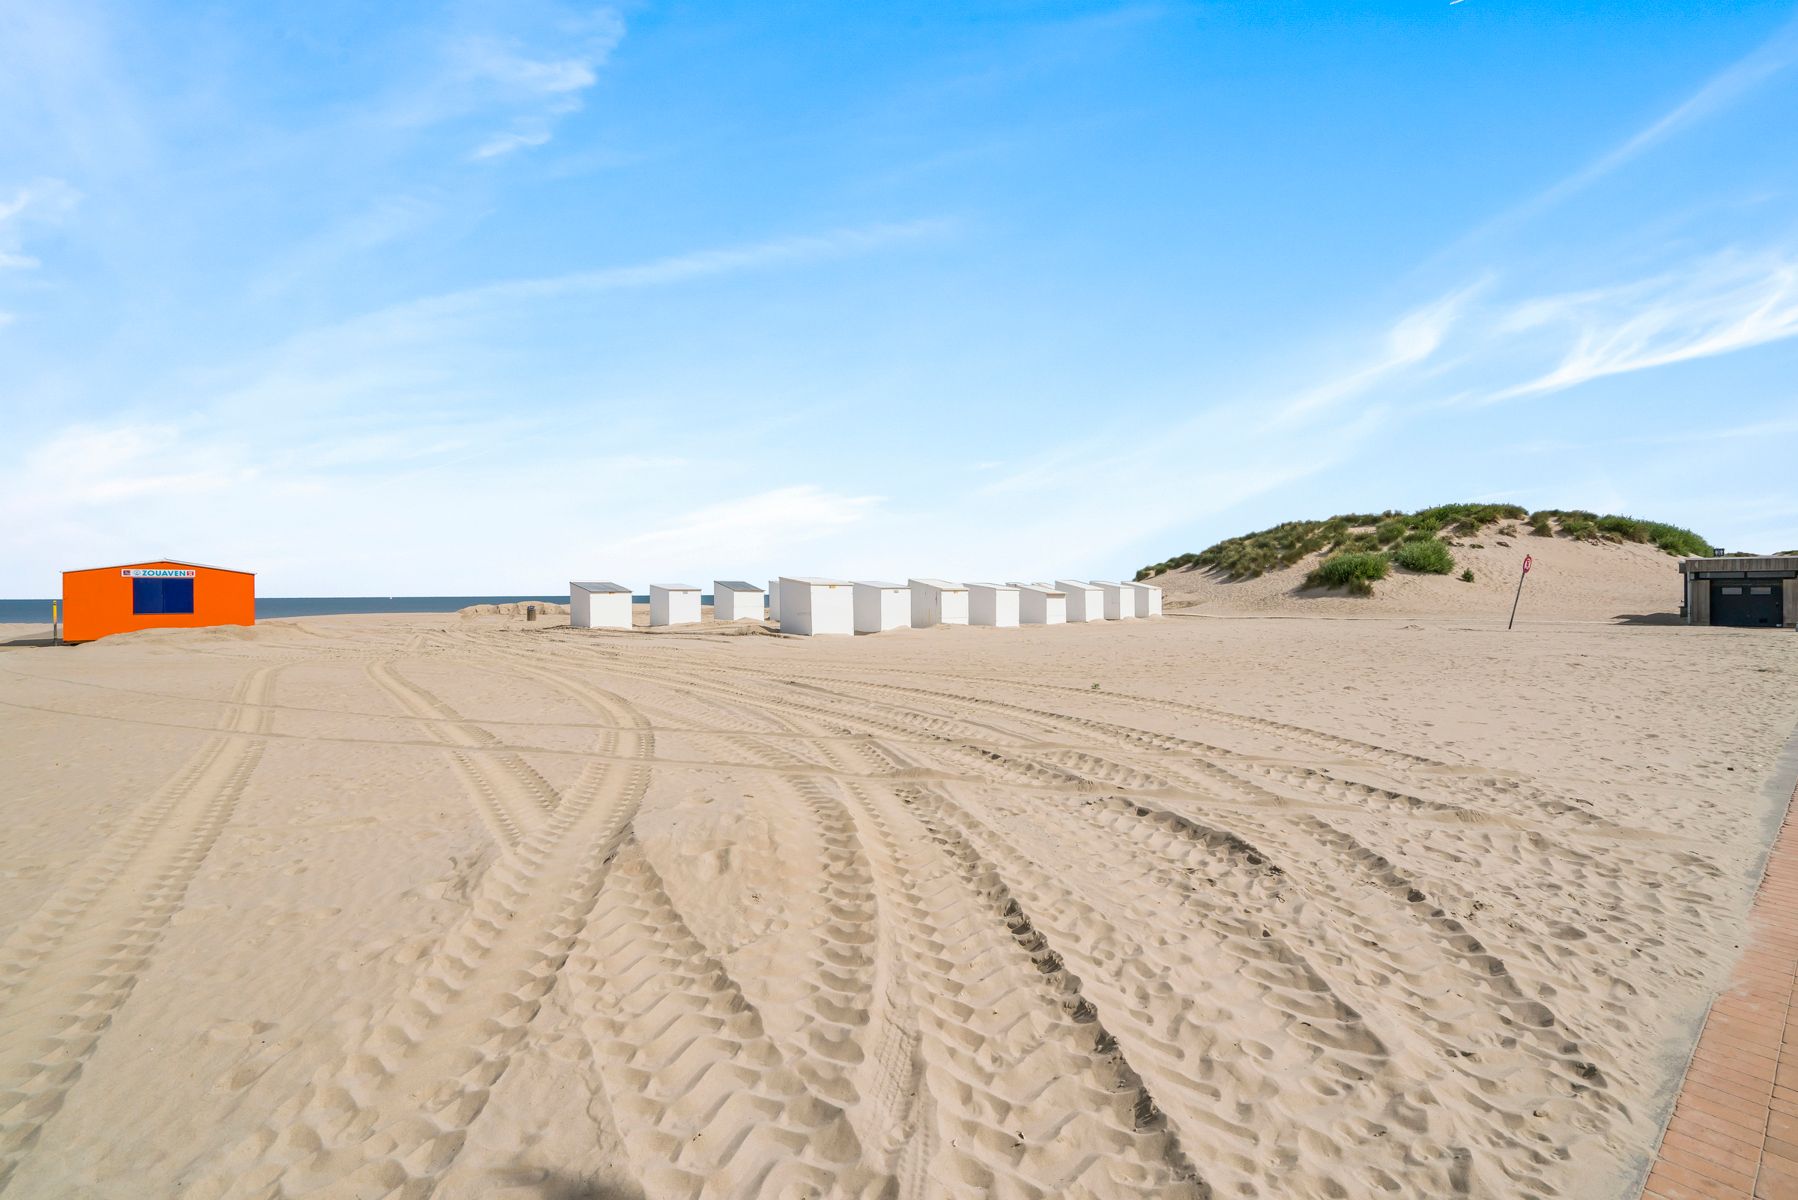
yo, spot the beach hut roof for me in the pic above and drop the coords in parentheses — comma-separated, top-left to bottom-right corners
(966, 582, 1018, 591)
(67, 557, 253, 576)
(652, 583, 700, 592)
(571, 581, 631, 593)
(854, 581, 905, 589)
(911, 578, 966, 591)
(1680, 556, 1798, 572)
(783, 576, 850, 586)
(714, 580, 761, 592)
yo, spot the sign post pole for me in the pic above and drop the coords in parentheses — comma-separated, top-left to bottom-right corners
(1508, 555, 1533, 630)
(51, 600, 59, 644)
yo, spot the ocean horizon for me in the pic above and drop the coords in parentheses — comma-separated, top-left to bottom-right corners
(0, 595, 697, 623)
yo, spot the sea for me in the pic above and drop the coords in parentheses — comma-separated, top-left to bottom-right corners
(0, 595, 690, 623)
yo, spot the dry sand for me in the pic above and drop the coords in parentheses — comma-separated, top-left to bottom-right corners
(2, 607, 1796, 1199)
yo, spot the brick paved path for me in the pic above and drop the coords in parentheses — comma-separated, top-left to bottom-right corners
(1642, 786, 1798, 1200)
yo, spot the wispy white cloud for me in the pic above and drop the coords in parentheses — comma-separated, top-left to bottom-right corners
(0, 423, 251, 521)
(1430, 12, 1798, 262)
(203, 217, 956, 423)
(350, 218, 956, 330)
(1269, 280, 1486, 425)
(454, 36, 603, 97)
(0, 408, 720, 590)
(0, 177, 79, 272)
(249, 195, 438, 301)
(471, 129, 552, 160)
(452, 9, 625, 160)
(1685, 413, 1798, 442)
(1487, 248, 1798, 400)
(1525, 14, 1798, 218)
(597, 485, 884, 568)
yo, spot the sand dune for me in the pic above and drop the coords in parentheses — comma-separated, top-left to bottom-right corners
(1, 611, 1795, 1198)
(1149, 531, 1687, 621)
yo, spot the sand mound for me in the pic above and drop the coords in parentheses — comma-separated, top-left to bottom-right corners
(1151, 531, 1684, 621)
(458, 601, 569, 618)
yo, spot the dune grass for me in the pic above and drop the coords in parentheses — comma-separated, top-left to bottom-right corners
(1303, 551, 1389, 596)
(1136, 503, 1726, 597)
(1525, 511, 1712, 557)
(1392, 537, 1455, 574)
(1135, 504, 1523, 582)
(1136, 502, 1715, 583)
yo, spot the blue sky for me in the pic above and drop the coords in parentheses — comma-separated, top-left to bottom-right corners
(3, 1, 1796, 595)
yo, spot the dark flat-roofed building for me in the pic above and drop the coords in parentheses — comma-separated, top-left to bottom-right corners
(1680, 556, 1798, 628)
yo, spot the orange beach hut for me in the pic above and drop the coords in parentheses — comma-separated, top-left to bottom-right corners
(61, 559, 255, 643)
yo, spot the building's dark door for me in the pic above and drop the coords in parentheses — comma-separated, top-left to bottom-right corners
(1712, 583, 1784, 627)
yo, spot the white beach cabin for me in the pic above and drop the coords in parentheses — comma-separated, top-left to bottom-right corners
(853, 581, 910, 634)
(767, 578, 781, 622)
(649, 583, 701, 627)
(909, 579, 969, 628)
(1015, 583, 1067, 625)
(570, 581, 632, 629)
(1055, 579, 1105, 622)
(1123, 581, 1163, 617)
(712, 580, 765, 622)
(779, 577, 854, 636)
(967, 583, 1020, 628)
(1091, 581, 1135, 621)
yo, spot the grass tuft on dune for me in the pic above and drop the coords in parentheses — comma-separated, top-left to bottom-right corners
(1392, 538, 1455, 575)
(1303, 551, 1390, 596)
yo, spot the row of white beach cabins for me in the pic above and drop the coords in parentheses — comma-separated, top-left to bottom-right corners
(569, 578, 1163, 636)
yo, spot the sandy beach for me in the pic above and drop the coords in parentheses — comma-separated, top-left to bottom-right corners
(2, 610, 1796, 1199)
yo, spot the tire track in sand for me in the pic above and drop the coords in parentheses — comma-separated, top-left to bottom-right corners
(746, 709, 1277, 1198)
(345, 645, 892, 1200)
(186, 673, 653, 1200)
(841, 681, 1608, 1200)
(632, 663, 1425, 1197)
(568, 839, 892, 1199)
(833, 779, 1204, 1198)
(488, 632, 1635, 1197)
(0, 664, 282, 1191)
(780, 674, 1642, 840)
(709, 735, 880, 1104)
(479, 637, 1205, 1196)
(1074, 793, 1610, 1197)
(478, 645, 906, 1185)
(770, 664, 1450, 774)
(364, 660, 560, 848)
(913, 783, 1434, 1199)
(788, 668, 1639, 836)
(618, 662, 1589, 1194)
(872, 684, 1626, 1147)
(618, 667, 1211, 1198)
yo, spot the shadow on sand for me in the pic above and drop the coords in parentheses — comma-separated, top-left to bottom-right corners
(491, 1171, 641, 1200)
(0, 633, 60, 648)
(1610, 612, 1684, 626)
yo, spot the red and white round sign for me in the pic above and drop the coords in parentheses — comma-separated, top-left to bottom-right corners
(1522, 555, 1533, 574)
